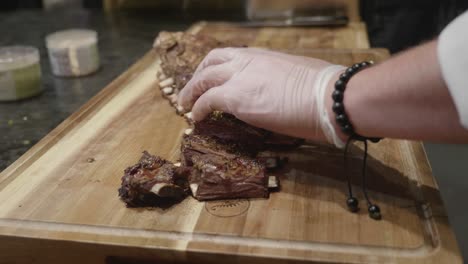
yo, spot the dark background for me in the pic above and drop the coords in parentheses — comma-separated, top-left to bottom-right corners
(1, 0, 468, 262)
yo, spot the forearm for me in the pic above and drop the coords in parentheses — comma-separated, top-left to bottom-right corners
(339, 40, 468, 143)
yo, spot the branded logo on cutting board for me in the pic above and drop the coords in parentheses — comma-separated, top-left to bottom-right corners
(205, 199, 250, 217)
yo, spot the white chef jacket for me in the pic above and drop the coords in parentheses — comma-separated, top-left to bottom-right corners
(438, 10, 468, 129)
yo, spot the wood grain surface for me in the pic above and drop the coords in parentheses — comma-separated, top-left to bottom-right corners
(188, 21, 370, 49)
(0, 24, 461, 264)
(104, 0, 360, 22)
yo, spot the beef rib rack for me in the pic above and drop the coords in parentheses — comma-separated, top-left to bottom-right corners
(118, 32, 294, 208)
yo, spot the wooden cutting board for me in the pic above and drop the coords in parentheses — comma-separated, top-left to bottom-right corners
(188, 21, 371, 49)
(0, 28, 461, 263)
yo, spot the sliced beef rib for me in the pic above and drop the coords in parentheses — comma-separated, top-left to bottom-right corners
(188, 153, 269, 201)
(119, 151, 190, 208)
(181, 134, 269, 201)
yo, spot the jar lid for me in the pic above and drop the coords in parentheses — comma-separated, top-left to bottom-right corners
(45, 29, 97, 50)
(0, 46, 39, 72)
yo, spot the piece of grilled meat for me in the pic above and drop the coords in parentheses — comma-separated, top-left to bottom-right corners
(189, 153, 269, 201)
(181, 134, 269, 201)
(119, 151, 190, 208)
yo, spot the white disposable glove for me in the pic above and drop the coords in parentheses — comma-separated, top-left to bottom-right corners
(178, 48, 347, 147)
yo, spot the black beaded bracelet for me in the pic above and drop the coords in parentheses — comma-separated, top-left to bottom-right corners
(333, 61, 384, 220)
(332, 61, 381, 143)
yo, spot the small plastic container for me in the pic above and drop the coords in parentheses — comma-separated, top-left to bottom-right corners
(0, 46, 42, 101)
(45, 29, 100, 77)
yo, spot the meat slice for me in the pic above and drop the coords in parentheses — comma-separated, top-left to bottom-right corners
(189, 153, 269, 201)
(119, 151, 190, 208)
(181, 134, 269, 201)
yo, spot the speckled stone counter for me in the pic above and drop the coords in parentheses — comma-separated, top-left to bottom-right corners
(0, 8, 197, 170)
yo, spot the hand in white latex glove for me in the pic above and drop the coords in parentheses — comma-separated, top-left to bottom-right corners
(178, 48, 346, 147)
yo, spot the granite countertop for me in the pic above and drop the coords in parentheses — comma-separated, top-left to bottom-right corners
(0, 8, 204, 170)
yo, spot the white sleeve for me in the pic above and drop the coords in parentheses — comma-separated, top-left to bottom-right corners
(438, 10, 468, 129)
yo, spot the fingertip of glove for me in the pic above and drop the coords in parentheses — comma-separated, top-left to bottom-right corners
(190, 109, 205, 122)
(176, 96, 186, 109)
(177, 89, 192, 110)
(190, 97, 213, 122)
